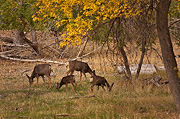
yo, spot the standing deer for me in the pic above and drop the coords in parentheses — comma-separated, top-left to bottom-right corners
(90, 70, 114, 92)
(56, 75, 77, 92)
(66, 60, 93, 81)
(26, 64, 52, 88)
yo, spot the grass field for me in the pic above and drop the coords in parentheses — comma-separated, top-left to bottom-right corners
(0, 59, 180, 119)
(1, 30, 180, 118)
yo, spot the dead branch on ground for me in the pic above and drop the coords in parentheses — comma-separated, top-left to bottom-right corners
(141, 75, 164, 87)
(56, 113, 78, 117)
(0, 36, 14, 43)
(0, 53, 66, 65)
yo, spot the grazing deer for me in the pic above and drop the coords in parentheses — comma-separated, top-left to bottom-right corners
(66, 60, 93, 81)
(26, 64, 52, 88)
(90, 70, 114, 92)
(56, 75, 77, 92)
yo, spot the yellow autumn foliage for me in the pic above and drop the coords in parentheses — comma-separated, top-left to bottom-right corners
(33, 0, 179, 47)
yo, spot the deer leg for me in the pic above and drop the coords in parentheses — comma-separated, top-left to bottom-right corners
(36, 75, 39, 87)
(66, 83, 68, 92)
(74, 82, 77, 90)
(66, 70, 70, 76)
(67, 70, 74, 76)
(80, 72, 82, 81)
(101, 86, 105, 91)
(73, 81, 77, 91)
(90, 84, 95, 92)
(71, 82, 76, 91)
(41, 76, 45, 84)
(83, 72, 88, 81)
(97, 86, 99, 91)
(48, 75, 51, 89)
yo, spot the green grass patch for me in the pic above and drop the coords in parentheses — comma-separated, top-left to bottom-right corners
(0, 72, 179, 119)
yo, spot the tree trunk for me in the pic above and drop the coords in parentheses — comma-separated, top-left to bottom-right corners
(18, 30, 39, 54)
(31, 26, 37, 43)
(156, 0, 180, 112)
(14, 30, 40, 54)
(119, 47, 132, 80)
(135, 22, 147, 80)
(13, 30, 26, 45)
(116, 17, 132, 80)
(135, 47, 145, 80)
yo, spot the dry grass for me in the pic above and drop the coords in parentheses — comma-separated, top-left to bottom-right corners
(1, 30, 180, 118)
(0, 58, 180, 119)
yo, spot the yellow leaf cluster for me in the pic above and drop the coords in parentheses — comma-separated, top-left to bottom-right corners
(34, 0, 143, 47)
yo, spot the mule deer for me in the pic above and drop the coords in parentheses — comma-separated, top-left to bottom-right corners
(26, 64, 52, 88)
(66, 60, 93, 81)
(56, 75, 77, 92)
(90, 70, 114, 92)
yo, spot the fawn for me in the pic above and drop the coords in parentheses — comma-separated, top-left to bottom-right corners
(56, 75, 77, 92)
(90, 70, 114, 92)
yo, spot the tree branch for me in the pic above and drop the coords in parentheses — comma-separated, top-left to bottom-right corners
(0, 53, 67, 65)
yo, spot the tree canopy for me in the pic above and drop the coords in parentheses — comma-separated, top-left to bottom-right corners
(33, 0, 144, 47)
(0, 0, 37, 31)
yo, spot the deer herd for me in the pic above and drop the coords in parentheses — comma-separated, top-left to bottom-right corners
(26, 60, 114, 92)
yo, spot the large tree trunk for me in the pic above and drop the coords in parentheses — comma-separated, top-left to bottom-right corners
(31, 27, 37, 43)
(13, 30, 26, 45)
(13, 30, 40, 54)
(156, 0, 180, 112)
(18, 30, 40, 54)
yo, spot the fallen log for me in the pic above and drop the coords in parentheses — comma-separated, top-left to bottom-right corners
(0, 36, 14, 43)
(3, 43, 30, 48)
(141, 75, 164, 87)
(0, 54, 67, 65)
(56, 113, 78, 117)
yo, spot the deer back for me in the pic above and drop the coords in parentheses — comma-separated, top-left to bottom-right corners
(61, 75, 75, 84)
(32, 64, 51, 77)
(69, 60, 92, 74)
(57, 75, 75, 90)
(91, 75, 106, 85)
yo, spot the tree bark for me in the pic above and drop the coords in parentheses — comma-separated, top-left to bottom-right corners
(119, 47, 132, 80)
(19, 30, 39, 54)
(156, 0, 180, 112)
(135, 22, 147, 80)
(135, 46, 145, 80)
(13, 30, 26, 45)
(116, 17, 132, 80)
(30, 26, 37, 43)
(14, 30, 40, 54)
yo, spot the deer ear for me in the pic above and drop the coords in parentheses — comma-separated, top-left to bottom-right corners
(26, 74, 30, 78)
(109, 82, 114, 91)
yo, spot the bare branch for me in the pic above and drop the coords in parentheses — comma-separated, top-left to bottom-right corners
(3, 43, 30, 48)
(0, 54, 67, 65)
(169, 18, 180, 28)
(76, 37, 89, 57)
(0, 36, 14, 43)
(152, 47, 163, 61)
(56, 113, 78, 117)
(71, 45, 102, 61)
